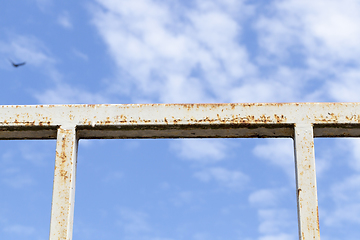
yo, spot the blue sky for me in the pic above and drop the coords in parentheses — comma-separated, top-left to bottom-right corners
(1, 0, 360, 239)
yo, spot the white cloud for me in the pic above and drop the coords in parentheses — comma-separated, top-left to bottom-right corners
(256, 0, 360, 64)
(172, 191, 194, 206)
(102, 171, 123, 183)
(255, 0, 360, 102)
(0, 34, 108, 104)
(0, 35, 55, 69)
(35, 0, 52, 10)
(252, 139, 295, 178)
(3, 224, 35, 236)
(0, 152, 35, 189)
(34, 82, 109, 104)
(249, 188, 297, 239)
(170, 139, 228, 163)
(116, 208, 151, 234)
(1, 151, 14, 164)
(58, 11, 73, 29)
(314, 157, 329, 178)
(327, 70, 360, 102)
(228, 80, 297, 103)
(257, 209, 296, 238)
(249, 188, 286, 208)
(90, 0, 259, 103)
(19, 143, 51, 166)
(258, 233, 295, 240)
(323, 174, 360, 226)
(194, 167, 249, 189)
(87, 0, 360, 113)
(2, 173, 35, 188)
(90, 0, 340, 105)
(324, 203, 360, 227)
(192, 232, 211, 240)
(342, 139, 360, 171)
(73, 49, 89, 61)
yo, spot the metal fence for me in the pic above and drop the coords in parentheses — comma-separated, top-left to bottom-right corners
(3, 102, 358, 240)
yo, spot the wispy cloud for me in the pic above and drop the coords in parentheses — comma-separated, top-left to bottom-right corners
(90, 0, 258, 103)
(115, 207, 176, 240)
(0, 34, 109, 104)
(3, 224, 35, 236)
(248, 187, 297, 240)
(170, 139, 229, 164)
(36, 0, 52, 9)
(323, 174, 360, 226)
(256, 0, 360, 63)
(252, 139, 295, 178)
(116, 208, 152, 234)
(194, 167, 249, 189)
(255, 0, 360, 102)
(2, 172, 35, 188)
(343, 139, 360, 171)
(58, 11, 73, 29)
(0, 142, 55, 189)
(171, 191, 194, 207)
(102, 171, 123, 183)
(73, 49, 89, 61)
(0, 35, 55, 68)
(258, 233, 295, 240)
(90, 0, 360, 105)
(34, 82, 109, 104)
(0, 149, 35, 189)
(257, 209, 296, 240)
(249, 188, 286, 208)
(20, 142, 53, 166)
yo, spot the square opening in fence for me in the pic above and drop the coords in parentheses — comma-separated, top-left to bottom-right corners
(315, 138, 360, 240)
(0, 140, 56, 240)
(74, 138, 297, 240)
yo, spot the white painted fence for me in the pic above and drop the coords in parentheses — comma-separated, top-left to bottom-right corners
(3, 102, 358, 239)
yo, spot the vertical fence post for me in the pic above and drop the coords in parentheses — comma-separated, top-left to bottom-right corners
(49, 126, 78, 240)
(293, 123, 320, 240)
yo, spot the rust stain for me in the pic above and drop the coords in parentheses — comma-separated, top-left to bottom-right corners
(314, 112, 339, 123)
(55, 129, 73, 184)
(119, 115, 127, 123)
(345, 114, 360, 123)
(60, 170, 68, 180)
(73, 112, 289, 126)
(317, 206, 320, 232)
(274, 114, 287, 123)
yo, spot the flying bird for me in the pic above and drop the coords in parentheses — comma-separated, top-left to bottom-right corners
(9, 59, 26, 68)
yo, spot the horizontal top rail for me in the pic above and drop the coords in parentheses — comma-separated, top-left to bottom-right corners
(0, 103, 360, 139)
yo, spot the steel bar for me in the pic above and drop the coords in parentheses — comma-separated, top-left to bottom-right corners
(294, 123, 320, 240)
(49, 126, 78, 240)
(2, 103, 359, 240)
(0, 103, 360, 139)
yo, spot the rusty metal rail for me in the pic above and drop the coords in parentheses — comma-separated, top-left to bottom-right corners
(3, 102, 360, 240)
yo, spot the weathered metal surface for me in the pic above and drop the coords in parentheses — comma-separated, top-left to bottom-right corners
(294, 124, 320, 240)
(77, 124, 294, 139)
(4, 102, 359, 240)
(0, 103, 360, 139)
(49, 126, 78, 240)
